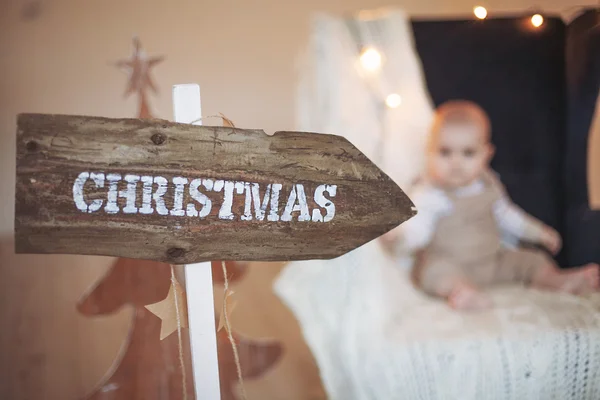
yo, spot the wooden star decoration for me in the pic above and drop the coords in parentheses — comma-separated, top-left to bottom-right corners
(115, 36, 164, 118)
(145, 277, 188, 340)
(116, 36, 164, 97)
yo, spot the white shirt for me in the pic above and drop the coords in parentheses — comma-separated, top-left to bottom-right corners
(400, 179, 529, 252)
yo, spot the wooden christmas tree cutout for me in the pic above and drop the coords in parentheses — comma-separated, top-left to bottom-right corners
(77, 257, 195, 400)
(77, 257, 281, 400)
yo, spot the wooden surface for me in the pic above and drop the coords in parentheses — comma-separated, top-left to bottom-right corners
(15, 113, 415, 263)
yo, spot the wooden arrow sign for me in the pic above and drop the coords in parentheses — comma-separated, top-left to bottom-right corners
(14, 113, 415, 264)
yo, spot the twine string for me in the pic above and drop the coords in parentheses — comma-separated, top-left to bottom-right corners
(189, 113, 236, 127)
(170, 264, 188, 400)
(221, 260, 247, 400)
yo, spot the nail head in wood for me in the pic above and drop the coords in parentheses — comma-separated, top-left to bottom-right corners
(167, 247, 185, 259)
(151, 133, 166, 145)
(26, 140, 38, 152)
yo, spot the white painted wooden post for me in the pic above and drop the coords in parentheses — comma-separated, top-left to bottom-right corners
(172, 83, 221, 400)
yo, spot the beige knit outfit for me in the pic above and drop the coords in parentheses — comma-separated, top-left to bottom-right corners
(412, 173, 552, 298)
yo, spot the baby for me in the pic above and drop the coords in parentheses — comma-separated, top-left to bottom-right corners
(389, 99, 599, 311)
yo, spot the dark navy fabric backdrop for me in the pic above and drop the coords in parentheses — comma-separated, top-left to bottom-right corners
(565, 10, 600, 266)
(411, 15, 569, 265)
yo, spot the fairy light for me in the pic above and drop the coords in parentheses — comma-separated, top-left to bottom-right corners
(474, 6, 488, 19)
(353, 6, 548, 115)
(531, 13, 544, 27)
(385, 93, 402, 108)
(360, 47, 382, 72)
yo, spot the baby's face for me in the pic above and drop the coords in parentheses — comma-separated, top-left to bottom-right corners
(427, 122, 493, 189)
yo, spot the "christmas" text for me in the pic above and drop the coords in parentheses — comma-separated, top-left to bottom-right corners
(72, 172, 337, 222)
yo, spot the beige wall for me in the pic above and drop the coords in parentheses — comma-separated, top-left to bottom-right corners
(0, 1, 588, 399)
(0, 0, 586, 233)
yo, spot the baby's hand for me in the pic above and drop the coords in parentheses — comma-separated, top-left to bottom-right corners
(540, 226, 562, 255)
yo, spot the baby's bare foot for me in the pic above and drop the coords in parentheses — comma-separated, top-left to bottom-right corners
(559, 263, 599, 294)
(448, 284, 493, 311)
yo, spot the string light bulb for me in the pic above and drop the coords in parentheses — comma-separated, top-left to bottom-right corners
(531, 14, 544, 28)
(360, 47, 382, 72)
(474, 6, 488, 19)
(385, 93, 402, 109)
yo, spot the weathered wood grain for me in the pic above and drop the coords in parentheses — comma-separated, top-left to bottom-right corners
(15, 113, 415, 263)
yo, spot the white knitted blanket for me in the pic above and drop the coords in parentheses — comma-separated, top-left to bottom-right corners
(275, 8, 600, 399)
(275, 240, 600, 400)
